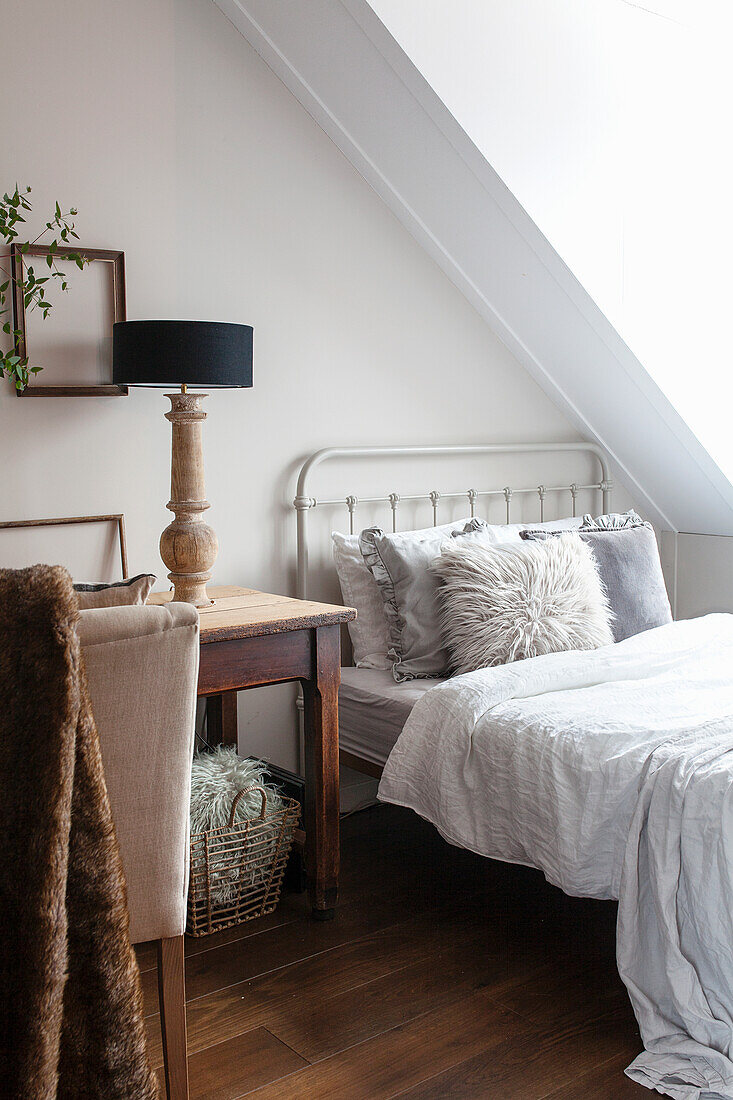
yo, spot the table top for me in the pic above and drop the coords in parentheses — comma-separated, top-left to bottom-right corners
(149, 585, 356, 644)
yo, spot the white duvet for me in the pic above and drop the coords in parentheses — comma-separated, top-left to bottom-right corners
(378, 614, 733, 1099)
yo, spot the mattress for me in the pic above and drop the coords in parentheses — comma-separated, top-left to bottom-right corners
(338, 667, 443, 768)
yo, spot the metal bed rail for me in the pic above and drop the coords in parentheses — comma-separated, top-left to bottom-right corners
(293, 443, 612, 599)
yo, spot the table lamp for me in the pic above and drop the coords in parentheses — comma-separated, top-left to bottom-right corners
(113, 319, 253, 607)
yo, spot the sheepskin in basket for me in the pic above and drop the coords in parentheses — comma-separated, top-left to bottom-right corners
(189, 749, 285, 908)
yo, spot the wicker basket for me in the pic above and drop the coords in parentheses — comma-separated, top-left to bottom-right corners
(187, 785, 301, 937)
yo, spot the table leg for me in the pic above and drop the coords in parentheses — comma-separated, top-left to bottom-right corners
(301, 623, 341, 919)
(205, 691, 238, 748)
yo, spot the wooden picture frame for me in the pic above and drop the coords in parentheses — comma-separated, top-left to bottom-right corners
(0, 514, 129, 578)
(11, 245, 128, 396)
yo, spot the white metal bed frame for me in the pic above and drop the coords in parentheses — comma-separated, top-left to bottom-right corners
(293, 441, 612, 777)
(294, 442, 612, 601)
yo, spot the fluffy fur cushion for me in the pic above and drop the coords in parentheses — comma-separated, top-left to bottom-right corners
(190, 749, 284, 831)
(190, 749, 284, 906)
(431, 534, 614, 674)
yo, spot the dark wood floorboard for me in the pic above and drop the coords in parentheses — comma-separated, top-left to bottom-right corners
(540, 1049, 650, 1099)
(157, 1027, 307, 1100)
(138, 803, 651, 1099)
(248, 990, 532, 1099)
(390, 1005, 641, 1100)
(144, 892, 503, 1067)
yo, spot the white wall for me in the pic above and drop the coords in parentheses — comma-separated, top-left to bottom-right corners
(368, 0, 733, 482)
(676, 534, 733, 620)
(0, 0, 594, 770)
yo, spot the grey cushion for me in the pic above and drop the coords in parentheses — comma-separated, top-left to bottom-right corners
(359, 519, 480, 681)
(520, 522, 671, 642)
(74, 573, 156, 610)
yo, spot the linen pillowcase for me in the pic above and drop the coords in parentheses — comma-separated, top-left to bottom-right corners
(332, 532, 391, 670)
(74, 573, 156, 610)
(580, 509, 645, 530)
(431, 534, 614, 675)
(457, 516, 582, 543)
(359, 518, 479, 682)
(521, 515, 672, 642)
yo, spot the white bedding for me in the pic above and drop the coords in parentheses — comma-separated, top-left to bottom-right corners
(378, 614, 733, 1098)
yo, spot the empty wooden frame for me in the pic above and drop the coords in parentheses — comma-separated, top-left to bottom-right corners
(11, 245, 127, 396)
(0, 514, 129, 579)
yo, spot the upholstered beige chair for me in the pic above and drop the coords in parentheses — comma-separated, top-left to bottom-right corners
(78, 601, 200, 1100)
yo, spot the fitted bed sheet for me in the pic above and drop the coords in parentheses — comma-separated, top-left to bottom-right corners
(338, 667, 444, 769)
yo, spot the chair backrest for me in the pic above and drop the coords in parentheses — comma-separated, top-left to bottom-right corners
(78, 602, 199, 944)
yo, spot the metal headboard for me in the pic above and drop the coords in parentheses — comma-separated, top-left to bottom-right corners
(293, 443, 612, 600)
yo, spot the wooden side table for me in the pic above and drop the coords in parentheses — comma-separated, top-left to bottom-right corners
(149, 586, 355, 919)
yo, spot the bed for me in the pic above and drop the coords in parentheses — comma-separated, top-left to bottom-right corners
(294, 443, 733, 1099)
(296, 440, 615, 777)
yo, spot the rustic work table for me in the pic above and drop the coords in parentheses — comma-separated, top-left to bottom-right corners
(149, 585, 356, 919)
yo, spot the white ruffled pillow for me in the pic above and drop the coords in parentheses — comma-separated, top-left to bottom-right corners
(432, 534, 614, 675)
(332, 532, 392, 669)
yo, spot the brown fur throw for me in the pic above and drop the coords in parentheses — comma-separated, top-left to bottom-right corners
(0, 565, 158, 1100)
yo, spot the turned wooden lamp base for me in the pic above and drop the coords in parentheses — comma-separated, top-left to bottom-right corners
(159, 389, 219, 608)
(112, 321, 253, 607)
(164, 570, 215, 608)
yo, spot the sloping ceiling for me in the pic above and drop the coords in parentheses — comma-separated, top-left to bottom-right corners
(214, 0, 733, 535)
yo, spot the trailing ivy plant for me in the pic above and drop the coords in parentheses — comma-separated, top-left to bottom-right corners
(0, 185, 88, 391)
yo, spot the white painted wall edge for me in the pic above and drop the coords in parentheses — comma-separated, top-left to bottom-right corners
(213, 0, 733, 535)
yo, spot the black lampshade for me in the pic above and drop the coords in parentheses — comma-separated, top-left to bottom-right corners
(113, 320, 253, 388)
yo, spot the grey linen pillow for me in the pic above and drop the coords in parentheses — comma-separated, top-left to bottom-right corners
(431, 534, 614, 675)
(359, 519, 481, 682)
(521, 513, 671, 642)
(74, 573, 156, 609)
(581, 509, 645, 530)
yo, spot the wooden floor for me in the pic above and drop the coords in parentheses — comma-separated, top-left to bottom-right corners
(136, 804, 650, 1099)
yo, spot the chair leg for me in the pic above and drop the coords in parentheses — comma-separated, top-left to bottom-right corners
(157, 935, 189, 1100)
